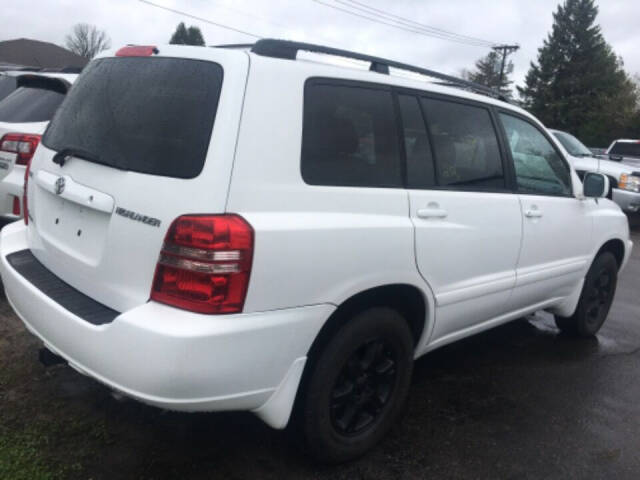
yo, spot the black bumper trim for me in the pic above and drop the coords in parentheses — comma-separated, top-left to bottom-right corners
(6, 249, 120, 325)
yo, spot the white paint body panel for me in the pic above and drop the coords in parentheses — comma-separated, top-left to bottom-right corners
(0, 45, 633, 429)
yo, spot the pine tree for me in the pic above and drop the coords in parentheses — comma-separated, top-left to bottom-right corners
(518, 0, 637, 146)
(464, 51, 514, 97)
(186, 26, 205, 46)
(169, 23, 205, 46)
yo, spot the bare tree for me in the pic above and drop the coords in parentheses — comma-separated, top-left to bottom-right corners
(65, 23, 111, 59)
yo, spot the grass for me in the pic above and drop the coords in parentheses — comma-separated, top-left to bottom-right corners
(0, 425, 67, 480)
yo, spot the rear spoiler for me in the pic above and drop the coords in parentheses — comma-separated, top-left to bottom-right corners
(15, 75, 71, 94)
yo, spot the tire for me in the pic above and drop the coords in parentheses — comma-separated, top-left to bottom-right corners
(298, 307, 414, 464)
(555, 252, 618, 337)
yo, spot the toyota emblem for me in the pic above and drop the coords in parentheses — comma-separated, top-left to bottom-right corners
(54, 177, 65, 195)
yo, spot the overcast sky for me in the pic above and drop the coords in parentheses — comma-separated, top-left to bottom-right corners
(3, 0, 639, 91)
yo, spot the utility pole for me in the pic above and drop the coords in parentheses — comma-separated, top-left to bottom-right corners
(492, 44, 520, 91)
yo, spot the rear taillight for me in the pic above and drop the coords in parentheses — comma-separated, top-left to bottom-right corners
(151, 215, 254, 314)
(12, 196, 20, 216)
(0, 133, 41, 166)
(23, 159, 31, 225)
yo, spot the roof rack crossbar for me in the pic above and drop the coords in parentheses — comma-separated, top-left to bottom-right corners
(250, 39, 507, 101)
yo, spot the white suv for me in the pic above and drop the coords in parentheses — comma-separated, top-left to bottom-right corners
(0, 71, 77, 218)
(0, 40, 632, 462)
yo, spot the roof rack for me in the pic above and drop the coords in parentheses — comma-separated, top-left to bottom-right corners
(250, 39, 508, 102)
(215, 43, 255, 49)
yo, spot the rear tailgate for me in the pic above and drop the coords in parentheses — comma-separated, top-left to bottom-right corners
(26, 46, 249, 313)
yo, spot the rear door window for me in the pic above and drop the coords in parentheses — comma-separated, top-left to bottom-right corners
(43, 57, 223, 179)
(301, 81, 402, 188)
(0, 86, 65, 123)
(420, 98, 505, 190)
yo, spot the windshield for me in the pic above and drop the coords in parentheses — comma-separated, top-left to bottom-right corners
(0, 76, 17, 102)
(609, 141, 640, 159)
(552, 131, 592, 157)
(43, 57, 223, 179)
(0, 86, 65, 123)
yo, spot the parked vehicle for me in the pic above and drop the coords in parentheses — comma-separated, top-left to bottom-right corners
(0, 40, 632, 463)
(0, 72, 77, 218)
(606, 139, 640, 164)
(589, 146, 607, 156)
(551, 130, 640, 213)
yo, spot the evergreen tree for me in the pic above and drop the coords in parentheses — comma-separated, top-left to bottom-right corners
(464, 50, 514, 98)
(169, 22, 205, 46)
(518, 0, 637, 146)
(186, 26, 205, 46)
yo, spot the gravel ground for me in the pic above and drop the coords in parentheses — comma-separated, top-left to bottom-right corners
(0, 214, 639, 479)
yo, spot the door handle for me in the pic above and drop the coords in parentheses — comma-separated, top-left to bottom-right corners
(417, 206, 448, 219)
(524, 208, 543, 218)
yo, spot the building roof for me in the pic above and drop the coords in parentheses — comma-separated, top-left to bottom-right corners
(0, 38, 88, 70)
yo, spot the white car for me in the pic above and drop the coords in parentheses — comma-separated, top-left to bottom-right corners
(0, 40, 632, 462)
(551, 130, 640, 213)
(0, 72, 77, 218)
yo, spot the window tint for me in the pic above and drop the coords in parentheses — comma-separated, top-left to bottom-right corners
(398, 94, 435, 188)
(301, 83, 402, 188)
(44, 57, 223, 179)
(0, 76, 17, 102)
(500, 114, 572, 196)
(421, 98, 504, 189)
(0, 87, 64, 123)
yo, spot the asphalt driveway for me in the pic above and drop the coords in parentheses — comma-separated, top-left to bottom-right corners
(0, 214, 639, 479)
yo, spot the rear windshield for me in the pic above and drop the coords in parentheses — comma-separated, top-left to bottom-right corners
(43, 57, 223, 179)
(609, 142, 640, 159)
(0, 76, 17, 102)
(0, 86, 65, 123)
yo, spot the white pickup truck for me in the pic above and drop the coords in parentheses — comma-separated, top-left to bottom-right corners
(551, 130, 640, 213)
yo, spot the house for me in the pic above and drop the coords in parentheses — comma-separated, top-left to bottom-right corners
(0, 38, 88, 71)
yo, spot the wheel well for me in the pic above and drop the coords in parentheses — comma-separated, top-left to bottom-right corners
(597, 239, 625, 270)
(288, 284, 427, 430)
(290, 284, 427, 424)
(304, 284, 427, 370)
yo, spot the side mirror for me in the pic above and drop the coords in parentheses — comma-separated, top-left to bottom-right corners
(583, 172, 609, 199)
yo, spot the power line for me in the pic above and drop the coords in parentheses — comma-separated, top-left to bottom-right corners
(311, 0, 500, 48)
(138, 0, 261, 39)
(337, 0, 498, 47)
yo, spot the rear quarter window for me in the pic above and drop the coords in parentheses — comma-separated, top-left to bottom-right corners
(301, 81, 402, 188)
(43, 57, 223, 179)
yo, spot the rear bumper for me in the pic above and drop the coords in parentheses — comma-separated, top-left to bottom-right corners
(0, 221, 332, 426)
(612, 188, 640, 213)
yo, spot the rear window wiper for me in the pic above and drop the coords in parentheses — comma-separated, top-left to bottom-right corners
(52, 147, 101, 167)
